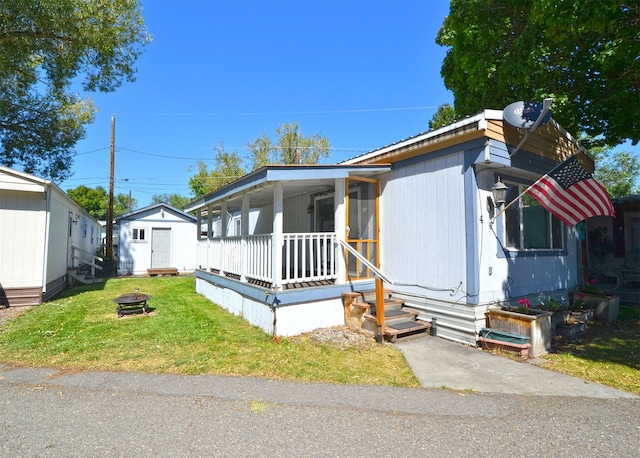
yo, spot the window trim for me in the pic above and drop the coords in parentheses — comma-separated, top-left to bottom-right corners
(496, 178, 567, 257)
(131, 226, 147, 243)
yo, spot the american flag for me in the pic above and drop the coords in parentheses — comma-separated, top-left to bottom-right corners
(526, 156, 615, 226)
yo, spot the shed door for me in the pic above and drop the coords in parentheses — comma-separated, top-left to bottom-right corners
(151, 228, 171, 268)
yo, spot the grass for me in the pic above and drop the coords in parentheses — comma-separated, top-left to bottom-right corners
(0, 277, 419, 387)
(540, 305, 640, 395)
(1, 277, 638, 394)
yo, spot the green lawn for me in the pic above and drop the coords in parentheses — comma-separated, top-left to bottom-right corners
(0, 277, 419, 387)
(1, 277, 638, 394)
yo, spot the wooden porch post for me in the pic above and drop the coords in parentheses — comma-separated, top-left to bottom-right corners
(241, 195, 249, 282)
(375, 277, 385, 343)
(272, 182, 283, 290)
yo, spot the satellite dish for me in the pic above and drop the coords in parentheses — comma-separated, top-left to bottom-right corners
(503, 100, 552, 129)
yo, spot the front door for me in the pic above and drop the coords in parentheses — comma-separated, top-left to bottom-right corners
(151, 228, 171, 268)
(345, 177, 379, 280)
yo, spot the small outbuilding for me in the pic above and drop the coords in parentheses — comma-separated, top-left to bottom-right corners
(0, 166, 101, 306)
(116, 203, 197, 276)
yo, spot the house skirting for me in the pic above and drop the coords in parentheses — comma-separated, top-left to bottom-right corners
(195, 270, 372, 336)
(43, 275, 68, 302)
(0, 286, 43, 307)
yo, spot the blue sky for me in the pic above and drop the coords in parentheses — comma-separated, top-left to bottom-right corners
(59, 0, 454, 207)
(58, 0, 638, 208)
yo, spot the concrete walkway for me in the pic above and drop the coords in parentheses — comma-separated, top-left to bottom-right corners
(395, 334, 636, 398)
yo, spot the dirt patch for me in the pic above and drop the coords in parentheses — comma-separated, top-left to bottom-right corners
(0, 306, 35, 327)
(292, 325, 375, 349)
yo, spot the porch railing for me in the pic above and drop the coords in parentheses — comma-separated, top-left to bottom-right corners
(197, 232, 337, 286)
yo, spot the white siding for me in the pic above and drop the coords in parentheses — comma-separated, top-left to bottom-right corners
(117, 206, 197, 275)
(0, 190, 47, 287)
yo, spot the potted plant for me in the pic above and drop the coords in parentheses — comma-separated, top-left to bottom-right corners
(485, 299, 552, 357)
(572, 279, 619, 323)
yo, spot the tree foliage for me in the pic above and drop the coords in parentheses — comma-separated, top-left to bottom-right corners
(591, 148, 640, 199)
(436, 1, 639, 147)
(190, 123, 332, 198)
(429, 103, 457, 130)
(247, 122, 330, 170)
(0, 0, 150, 181)
(151, 193, 192, 211)
(67, 185, 137, 219)
(188, 144, 246, 198)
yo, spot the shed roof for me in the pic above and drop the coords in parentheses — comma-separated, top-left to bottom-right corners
(117, 202, 197, 222)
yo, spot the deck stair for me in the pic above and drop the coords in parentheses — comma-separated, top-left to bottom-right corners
(357, 292, 431, 342)
(68, 264, 103, 285)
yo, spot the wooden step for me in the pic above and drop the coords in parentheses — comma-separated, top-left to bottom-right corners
(384, 320, 431, 342)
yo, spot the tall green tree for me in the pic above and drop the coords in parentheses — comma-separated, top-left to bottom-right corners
(247, 122, 331, 170)
(436, 1, 639, 147)
(591, 148, 640, 199)
(274, 122, 330, 165)
(0, 0, 151, 181)
(247, 132, 274, 171)
(67, 185, 137, 219)
(188, 144, 246, 198)
(429, 103, 457, 130)
(151, 193, 192, 211)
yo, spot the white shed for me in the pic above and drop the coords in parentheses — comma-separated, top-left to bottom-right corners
(0, 166, 101, 306)
(116, 203, 197, 276)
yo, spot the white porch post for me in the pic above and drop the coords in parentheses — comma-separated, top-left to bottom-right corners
(206, 204, 213, 271)
(334, 177, 347, 284)
(221, 202, 228, 236)
(206, 204, 213, 237)
(272, 182, 283, 290)
(241, 194, 249, 282)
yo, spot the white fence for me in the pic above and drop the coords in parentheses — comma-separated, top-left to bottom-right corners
(196, 233, 337, 286)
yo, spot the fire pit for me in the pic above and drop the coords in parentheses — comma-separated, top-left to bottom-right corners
(112, 292, 152, 317)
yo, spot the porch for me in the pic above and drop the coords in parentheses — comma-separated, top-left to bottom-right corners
(186, 164, 390, 336)
(196, 232, 339, 290)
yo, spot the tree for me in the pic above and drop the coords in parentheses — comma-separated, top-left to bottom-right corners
(429, 103, 457, 130)
(67, 185, 137, 219)
(591, 148, 640, 199)
(247, 132, 274, 171)
(151, 193, 192, 211)
(436, 1, 639, 147)
(0, 0, 150, 181)
(188, 144, 246, 198)
(274, 122, 330, 165)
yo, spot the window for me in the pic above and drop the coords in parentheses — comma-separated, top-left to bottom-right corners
(132, 227, 146, 241)
(504, 182, 563, 250)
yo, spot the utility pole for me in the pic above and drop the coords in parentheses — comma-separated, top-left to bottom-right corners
(107, 116, 115, 264)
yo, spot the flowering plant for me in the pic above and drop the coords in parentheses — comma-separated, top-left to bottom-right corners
(583, 278, 603, 295)
(516, 298, 533, 313)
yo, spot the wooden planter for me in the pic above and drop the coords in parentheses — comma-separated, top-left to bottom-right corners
(485, 308, 552, 357)
(578, 293, 620, 323)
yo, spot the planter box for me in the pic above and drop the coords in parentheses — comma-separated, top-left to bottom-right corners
(486, 308, 552, 357)
(478, 328, 531, 357)
(579, 293, 620, 323)
(551, 310, 570, 335)
(556, 322, 587, 338)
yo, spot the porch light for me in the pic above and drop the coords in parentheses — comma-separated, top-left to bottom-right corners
(491, 177, 508, 208)
(307, 204, 314, 214)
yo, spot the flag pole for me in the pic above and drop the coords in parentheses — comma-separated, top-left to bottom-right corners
(490, 154, 577, 223)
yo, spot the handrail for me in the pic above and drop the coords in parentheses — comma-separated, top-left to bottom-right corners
(71, 246, 104, 278)
(72, 246, 104, 263)
(336, 239, 393, 285)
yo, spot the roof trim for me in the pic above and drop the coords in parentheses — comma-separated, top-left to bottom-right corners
(185, 164, 391, 212)
(117, 202, 197, 222)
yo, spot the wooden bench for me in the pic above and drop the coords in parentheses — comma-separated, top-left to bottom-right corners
(147, 268, 179, 277)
